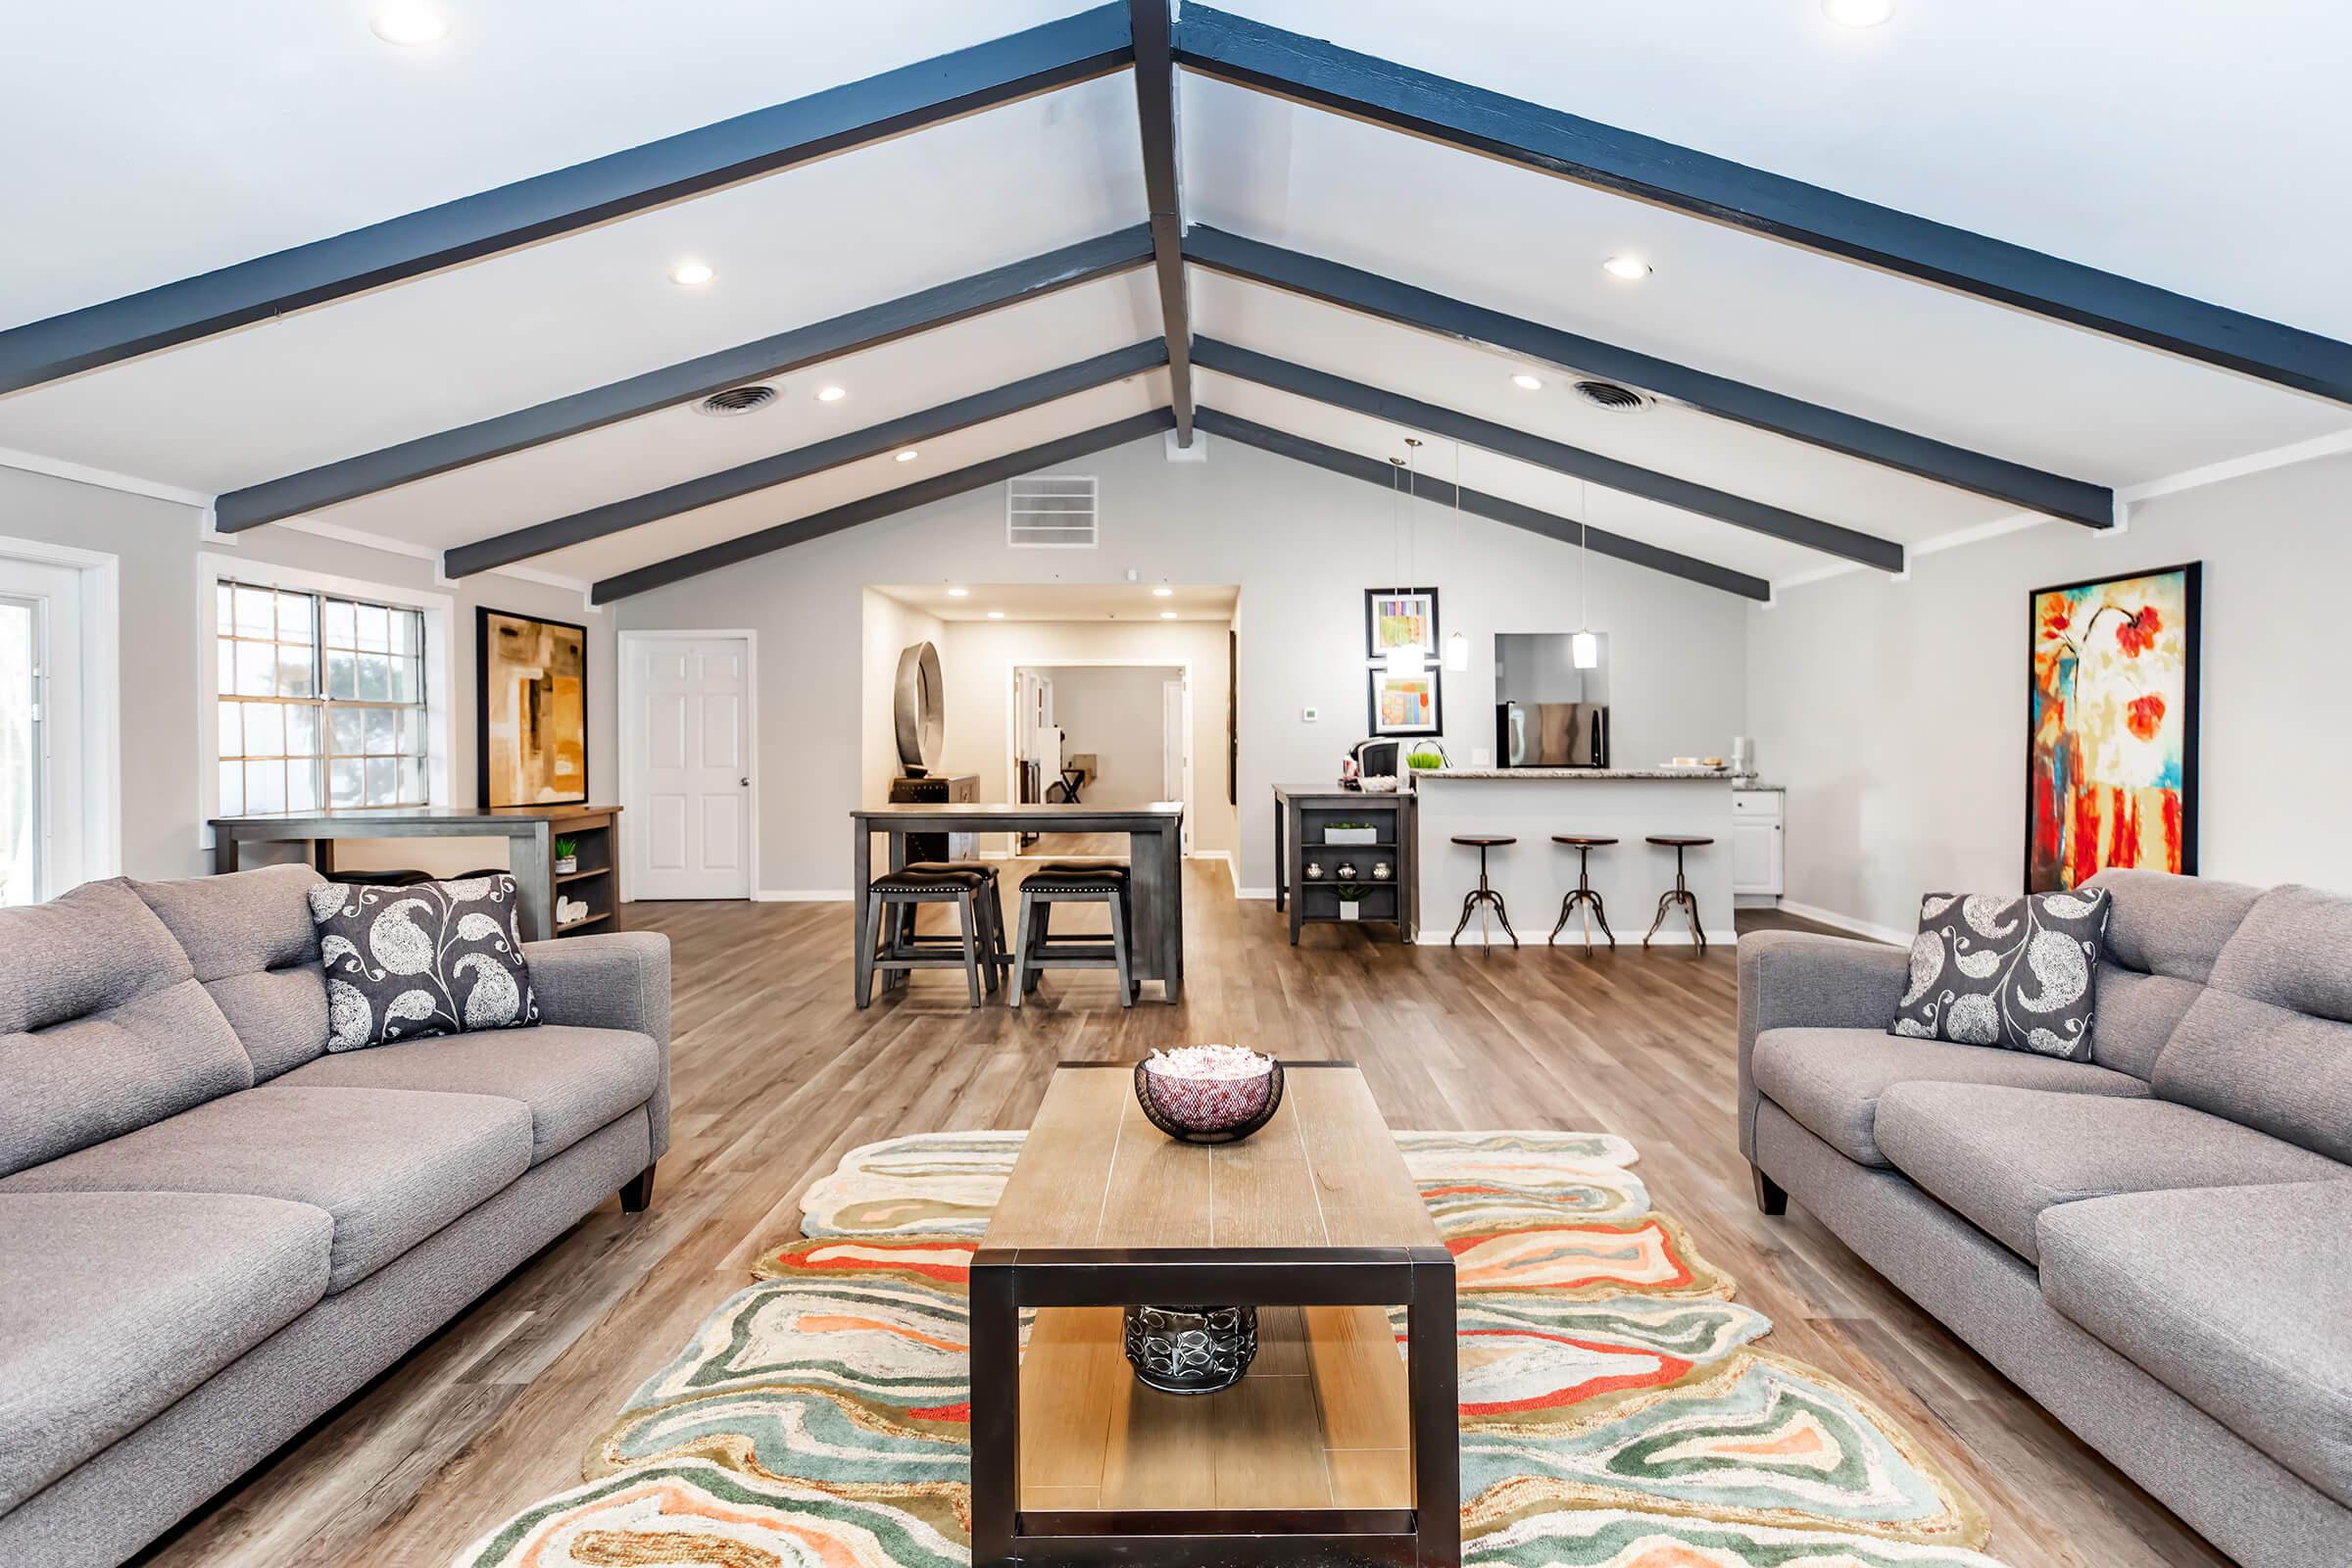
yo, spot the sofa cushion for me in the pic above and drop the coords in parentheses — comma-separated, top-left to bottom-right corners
(1874, 1083, 2348, 1262)
(274, 1025, 658, 1164)
(1891, 888, 2111, 1059)
(0, 1086, 531, 1292)
(1750, 1027, 2151, 1167)
(2153, 885, 2352, 1163)
(308, 877, 540, 1050)
(2082, 866, 2263, 1079)
(131, 864, 329, 1081)
(2038, 1180, 2352, 1508)
(0, 1191, 332, 1513)
(0, 879, 254, 1178)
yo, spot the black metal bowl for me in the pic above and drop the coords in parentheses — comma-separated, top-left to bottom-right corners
(1132, 1056, 1285, 1145)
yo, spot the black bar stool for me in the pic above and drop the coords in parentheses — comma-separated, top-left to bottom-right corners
(1547, 836, 1618, 946)
(1642, 836, 1713, 952)
(1011, 860, 1136, 1008)
(1448, 836, 1518, 947)
(858, 862, 1008, 1007)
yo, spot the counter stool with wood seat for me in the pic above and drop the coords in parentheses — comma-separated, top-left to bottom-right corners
(1547, 835, 1617, 946)
(1011, 860, 1136, 1008)
(1642, 836, 1713, 953)
(858, 862, 1009, 1007)
(1448, 836, 1519, 948)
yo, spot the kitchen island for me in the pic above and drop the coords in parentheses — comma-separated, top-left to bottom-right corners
(1412, 768, 1737, 946)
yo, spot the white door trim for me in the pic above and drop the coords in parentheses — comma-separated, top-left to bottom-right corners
(618, 629, 760, 903)
(0, 533, 120, 890)
(1002, 656, 1194, 855)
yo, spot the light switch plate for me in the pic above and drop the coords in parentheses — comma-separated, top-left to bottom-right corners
(1471, 747, 1494, 766)
(1301, 706, 1319, 722)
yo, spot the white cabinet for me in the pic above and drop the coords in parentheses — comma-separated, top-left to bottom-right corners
(1731, 789, 1785, 897)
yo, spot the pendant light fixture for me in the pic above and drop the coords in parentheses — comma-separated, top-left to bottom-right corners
(1444, 438, 1470, 671)
(1385, 442, 1427, 677)
(1572, 477, 1600, 669)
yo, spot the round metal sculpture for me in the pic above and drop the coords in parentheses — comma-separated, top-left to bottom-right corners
(893, 641, 944, 775)
(1123, 1303, 1259, 1395)
(1132, 1058, 1285, 1146)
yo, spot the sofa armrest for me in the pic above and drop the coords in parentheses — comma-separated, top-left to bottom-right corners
(1736, 930, 1908, 1159)
(524, 932, 672, 1161)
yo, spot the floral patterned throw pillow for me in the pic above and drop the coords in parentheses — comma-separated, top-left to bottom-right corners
(307, 876, 540, 1051)
(1891, 887, 2113, 1060)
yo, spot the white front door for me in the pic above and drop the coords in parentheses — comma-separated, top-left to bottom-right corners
(624, 635, 753, 901)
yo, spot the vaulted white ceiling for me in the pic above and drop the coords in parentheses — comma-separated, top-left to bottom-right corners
(2, 1, 2345, 602)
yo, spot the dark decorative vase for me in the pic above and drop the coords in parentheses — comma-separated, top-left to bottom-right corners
(1122, 1303, 1259, 1394)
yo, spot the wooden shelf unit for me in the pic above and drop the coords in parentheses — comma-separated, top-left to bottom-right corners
(544, 806, 622, 938)
(1273, 787, 1418, 944)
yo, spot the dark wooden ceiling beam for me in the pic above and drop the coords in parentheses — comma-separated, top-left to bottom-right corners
(1195, 407, 1768, 601)
(1185, 224, 2114, 529)
(0, 5, 1135, 396)
(1129, 0, 1196, 445)
(592, 409, 1177, 603)
(1174, 6, 2352, 409)
(212, 227, 1153, 531)
(1195, 337, 1904, 571)
(445, 339, 1167, 576)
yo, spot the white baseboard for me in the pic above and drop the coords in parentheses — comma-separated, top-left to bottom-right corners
(1778, 899, 1908, 946)
(754, 889, 854, 903)
(1235, 886, 1276, 901)
(1417, 928, 1738, 948)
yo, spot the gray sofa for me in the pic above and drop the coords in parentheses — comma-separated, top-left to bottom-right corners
(1738, 868, 2352, 1567)
(0, 864, 670, 1567)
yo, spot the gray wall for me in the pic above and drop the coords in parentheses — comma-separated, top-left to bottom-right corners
(618, 433, 1752, 894)
(0, 463, 617, 883)
(1745, 452, 2352, 936)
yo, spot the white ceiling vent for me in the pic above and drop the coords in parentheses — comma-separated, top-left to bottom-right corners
(1006, 474, 1099, 549)
(694, 384, 777, 416)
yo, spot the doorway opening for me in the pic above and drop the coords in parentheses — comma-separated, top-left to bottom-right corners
(1011, 661, 1192, 859)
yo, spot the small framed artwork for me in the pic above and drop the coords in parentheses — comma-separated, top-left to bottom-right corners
(1368, 667, 1442, 736)
(476, 608, 590, 808)
(2026, 562, 2200, 892)
(1365, 587, 1440, 664)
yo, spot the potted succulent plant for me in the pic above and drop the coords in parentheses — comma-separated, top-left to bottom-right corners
(1335, 882, 1367, 920)
(1324, 820, 1378, 846)
(554, 836, 580, 875)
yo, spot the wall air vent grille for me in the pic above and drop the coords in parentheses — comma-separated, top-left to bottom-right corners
(1006, 475, 1100, 549)
(694, 385, 778, 416)
(1572, 379, 1650, 412)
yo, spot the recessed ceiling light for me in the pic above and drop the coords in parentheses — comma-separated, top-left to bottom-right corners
(986, 610, 1005, 619)
(369, 4, 447, 45)
(1822, 0, 1894, 24)
(895, 450, 919, 464)
(945, 586, 968, 598)
(1601, 255, 1651, 281)
(1159, 611, 1178, 619)
(1151, 585, 1174, 597)
(669, 260, 715, 287)
(1511, 372, 1544, 391)
(815, 385, 847, 403)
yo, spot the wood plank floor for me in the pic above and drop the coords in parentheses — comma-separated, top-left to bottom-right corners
(137, 858, 2228, 1568)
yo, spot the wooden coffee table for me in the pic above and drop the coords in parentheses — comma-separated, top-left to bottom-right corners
(970, 1061, 1458, 1567)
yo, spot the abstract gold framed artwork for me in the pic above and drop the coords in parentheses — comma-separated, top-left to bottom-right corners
(2027, 563, 2199, 892)
(476, 609, 588, 808)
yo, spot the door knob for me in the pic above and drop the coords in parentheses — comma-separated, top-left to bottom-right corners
(740, 777, 750, 787)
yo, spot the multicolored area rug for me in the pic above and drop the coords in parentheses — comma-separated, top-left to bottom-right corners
(457, 1131, 2009, 1568)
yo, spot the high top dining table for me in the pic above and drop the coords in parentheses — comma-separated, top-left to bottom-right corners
(851, 802, 1186, 1004)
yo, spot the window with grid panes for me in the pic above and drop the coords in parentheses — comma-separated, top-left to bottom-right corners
(216, 581, 429, 813)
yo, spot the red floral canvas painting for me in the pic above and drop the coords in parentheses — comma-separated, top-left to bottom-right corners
(2027, 563, 2200, 892)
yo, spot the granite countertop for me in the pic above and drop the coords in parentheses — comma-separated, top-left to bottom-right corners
(1421, 767, 1736, 781)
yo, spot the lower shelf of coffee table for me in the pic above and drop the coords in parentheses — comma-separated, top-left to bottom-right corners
(1016, 1302, 1412, 1512)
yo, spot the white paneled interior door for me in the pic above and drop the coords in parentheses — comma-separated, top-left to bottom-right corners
(623, 634, 753, 901)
